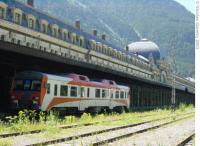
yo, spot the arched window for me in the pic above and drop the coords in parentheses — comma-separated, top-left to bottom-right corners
(76, 35, 79, 44)
(126, 55, 128, 62)
(111, 48, 115, 57)
(90, 40, 96, 50)
(114, 50, 117, 58)
(40, 19, 48, 34)
(61, 29, 68, 40)
(0, 2, 7, 19)
(117, 51, 121, 60)
(122, 53, 126, 61)
(13, 8, 23, 25)
(108, 47, 112, 56)
(68, 31, 72, 41)
(51, 24, 59, 38)
(97, 42, 102, 53)
(80, 36, 84, 47)
(27, 14, 36, 29)
(71, 33, 76, 44)
(103, 45, 107, 55)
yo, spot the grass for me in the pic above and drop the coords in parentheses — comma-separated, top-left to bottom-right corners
(0, 104, 194, 134)
(0, 104, 194, 145)
(192, 136, 195, 146)
(0, 139, 13, 146)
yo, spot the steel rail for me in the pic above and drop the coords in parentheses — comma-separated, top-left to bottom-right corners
(26, 113, 194, 146)
(0, 111, 170, 138)
(92, 115, 194, 146)
(176, 133, 195, 146)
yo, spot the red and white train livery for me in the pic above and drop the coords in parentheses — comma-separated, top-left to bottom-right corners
(10, 71, 130, 112)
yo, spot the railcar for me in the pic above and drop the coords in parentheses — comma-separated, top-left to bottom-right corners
(10, 71, 130, 113)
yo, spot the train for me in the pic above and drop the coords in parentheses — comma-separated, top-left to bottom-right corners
(10, 71, 130, 113)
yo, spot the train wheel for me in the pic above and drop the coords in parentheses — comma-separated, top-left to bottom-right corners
(86, 107, 99, 115)
(113, 106, 125, 114)
(99, 107, 111, 114)
(124, 106, 130, 113)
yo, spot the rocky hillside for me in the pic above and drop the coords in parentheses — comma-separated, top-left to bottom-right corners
(17, 0, 195, 77)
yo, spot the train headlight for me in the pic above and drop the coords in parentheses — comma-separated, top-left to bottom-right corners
(33, 97, 39, 101)
(13, 100, 18, 103)
(33, 97, 39, 104)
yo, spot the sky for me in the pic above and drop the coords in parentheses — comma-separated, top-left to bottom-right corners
(174, 0, 195, 14)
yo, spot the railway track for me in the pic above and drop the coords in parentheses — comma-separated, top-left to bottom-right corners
(0, 111, 173, 138)
(176, 133, 195, 146)
(25, 113, 194, 146)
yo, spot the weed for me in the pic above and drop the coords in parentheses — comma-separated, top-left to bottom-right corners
(46, 110, 59, 125)
(64, 115, 76, 124)
(95, 113, 105, 122)
(0, 138, 13, 146)
(179, 103, 187, 112)
(80, 113, 92, 123)
(0, 105, 194, 135)
(39, 111, 46, 124)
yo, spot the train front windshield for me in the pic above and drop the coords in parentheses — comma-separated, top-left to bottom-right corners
(14, 79, 41, 91)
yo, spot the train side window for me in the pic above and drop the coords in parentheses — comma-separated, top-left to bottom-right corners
(120, 91, 124, 99)
(47, 83, 50, 94)
(54, 84, 57, 96)
(102, 89, 106, 98)
(14, 80, 23, 90)
(126, 92, 129, 99)
(87, 88, 90, 98)
(115, 91, 119, 99)
(80, 87, 85, 97)
(31, 80, 41, 91)
(70, 86, 77, 97)
(24, 80, 31, 90)
(95, 89, 101, 98)
(60, 85, 68, 96)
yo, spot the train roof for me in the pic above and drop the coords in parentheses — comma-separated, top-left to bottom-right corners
(14, 71, 129, 89)
(118, 85, 130, 90)
(15, 71, 73, 82)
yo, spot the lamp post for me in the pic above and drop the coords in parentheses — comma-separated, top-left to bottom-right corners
(170, 38, 176, 111)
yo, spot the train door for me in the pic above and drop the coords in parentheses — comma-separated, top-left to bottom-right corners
(43, 80, 59, 110)
(47, 80, 59, 99)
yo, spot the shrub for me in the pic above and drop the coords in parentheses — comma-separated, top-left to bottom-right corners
(0, 139, 13, 146)
(80, 113, 92, 123)
(64, 115, 76, 124)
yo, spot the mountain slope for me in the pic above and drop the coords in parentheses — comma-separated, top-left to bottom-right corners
(17, 0, 195, 77)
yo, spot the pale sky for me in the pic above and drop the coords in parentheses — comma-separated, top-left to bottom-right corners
(174, 0, 195, 14)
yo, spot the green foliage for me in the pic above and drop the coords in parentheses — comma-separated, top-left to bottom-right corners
(5, 110, 36, 133)
(0, 139, 13, 146)
(45, 111, 59, 125)
(178, 103, 194, 112)
(39, 111, 46, 124)
(179, 103, 187, 112)
(80, 113, 92, 122)
(64, 115, 76, 124)
(0, 104, 194, 135)
(95, 113, 105, 121)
